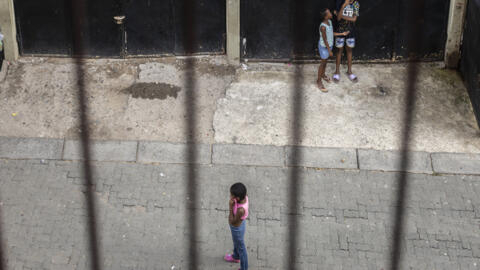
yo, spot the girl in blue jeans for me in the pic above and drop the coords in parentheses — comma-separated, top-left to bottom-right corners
(224, 183, 249, 270)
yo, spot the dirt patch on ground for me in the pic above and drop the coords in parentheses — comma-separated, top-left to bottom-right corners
(123, 82, 181, 100)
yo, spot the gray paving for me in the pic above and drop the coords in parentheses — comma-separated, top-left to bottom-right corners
(285, 146, 357, 169)
(358, 149, 433, 174)
(0, 157, 479, 270)
(0, 137, 63, 160)
(3, 136, 480, 176)
(63, 140, 138, 162)
(432, 153, 480, 175)
(212, 144, 285, 167)
(138, 141, 211, 164)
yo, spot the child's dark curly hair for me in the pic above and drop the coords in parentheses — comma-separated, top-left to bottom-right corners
(319, 8, 330, 22)
(230, 182, 247, 201)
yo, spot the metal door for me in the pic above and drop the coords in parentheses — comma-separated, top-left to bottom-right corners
(14, 0, 226, 57)
(461, 0, 480, 127)
(173, 0, 226, 55)
(82, 0, 124, 57)
(240, 0, 450, 60)
(14, 0, 73, 55)
(124, 0, 175, 56)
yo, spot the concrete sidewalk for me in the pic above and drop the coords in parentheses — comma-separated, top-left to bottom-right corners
(0, 138, 479, 269)
(0, 57, 478, 154)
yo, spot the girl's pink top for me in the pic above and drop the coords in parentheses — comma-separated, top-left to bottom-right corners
(233, 196, 249, 220)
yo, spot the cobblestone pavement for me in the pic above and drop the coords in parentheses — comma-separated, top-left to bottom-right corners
(0, 159, 479, 270)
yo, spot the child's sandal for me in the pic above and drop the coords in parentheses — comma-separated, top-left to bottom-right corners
(347, 73, 358, 83)
(224, 254, 240, 263)
(332, 74, 340, 83)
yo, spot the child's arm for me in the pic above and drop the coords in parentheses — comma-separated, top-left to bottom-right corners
(320, 26, 333, 56)
(229, 206, 245, 226)
(337, 0, 349, 21)
(229, 198, 235, 224)
(334, 31, 350, 36)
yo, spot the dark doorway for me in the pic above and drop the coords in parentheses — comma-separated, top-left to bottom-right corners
(124, 0, 175, 56)
(14, 0, 226, 57)
(240, 0, 450, 60)
(83, 0, 124, 57)
(460, 0, 480, 127)
(14, 0, 73, 55)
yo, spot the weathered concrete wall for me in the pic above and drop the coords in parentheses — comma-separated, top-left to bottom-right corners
(226, 0, 240, 62)
(445, 0, 467, 68)
(0, 0, 18, 61)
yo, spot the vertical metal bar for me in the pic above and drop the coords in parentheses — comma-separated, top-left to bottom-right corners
(71, 1, 103, 270)
(182, 0, 199, 269)
(389, 0, 425, 269)
(286, 0, 305, 269)
(0, 204, 5, 270)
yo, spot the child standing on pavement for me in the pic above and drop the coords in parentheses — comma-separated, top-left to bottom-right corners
(224, 182, 249, 270)
(333, 0, 360, 83)
(317, 8, 350, 92)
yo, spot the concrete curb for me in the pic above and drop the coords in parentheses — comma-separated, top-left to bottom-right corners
(285, 146, 357, 169)
(212, 144, 284, 167)
(431, 152, 480, 175)
(1, 136, 480, 175)
(63, 140, 138, 162)
(358, 149, 433, 174)
(138, 141, 211, 164)
(0, 137, 63, 159)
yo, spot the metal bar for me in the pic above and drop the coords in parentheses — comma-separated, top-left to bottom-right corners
(0, 203, 5, 270)
(182, 0, 199, 269)
(286, 0, 306, 268)
(389, 0, 425, 269)
(71, 1, 103, 269)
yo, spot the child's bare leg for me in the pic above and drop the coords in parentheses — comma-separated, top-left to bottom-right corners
(346, 47, 353, 74)
(317, 60, 327, 91)
(335, 47, 343, 75)
(321, 60, 330, 82)
(317, 64, 323, 85)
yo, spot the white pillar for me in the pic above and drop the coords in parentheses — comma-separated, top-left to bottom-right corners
(226, 0, 240, 63)
(0, 0, 19, 61)
(444, 0, 467, 69)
